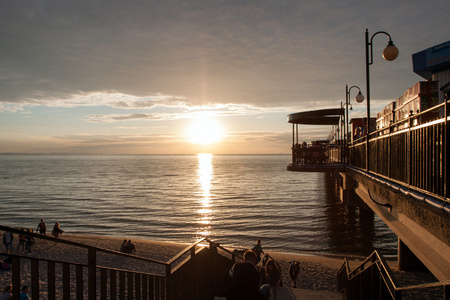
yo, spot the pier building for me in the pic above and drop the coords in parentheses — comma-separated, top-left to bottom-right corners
(287, 40, 450, 287)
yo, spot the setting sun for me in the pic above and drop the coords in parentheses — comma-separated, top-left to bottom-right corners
(187, 119, 224, 144)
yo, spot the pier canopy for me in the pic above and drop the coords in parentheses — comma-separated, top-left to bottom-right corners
(287, 108, 344, 125)
(287, 108, 345, 171)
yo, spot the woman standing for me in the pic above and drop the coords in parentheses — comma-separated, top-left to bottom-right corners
(51, 222, 64, 238)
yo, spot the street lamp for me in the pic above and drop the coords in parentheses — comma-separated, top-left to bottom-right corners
(344, 85, 364, 164)
(365, 29, 399, 171)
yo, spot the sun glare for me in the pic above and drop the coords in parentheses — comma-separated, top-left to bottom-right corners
(187, 119, 224, 145)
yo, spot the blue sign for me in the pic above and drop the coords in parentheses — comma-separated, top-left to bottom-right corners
(413, 40, 450, 79)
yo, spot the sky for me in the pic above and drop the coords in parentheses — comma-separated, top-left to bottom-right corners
(0, 0, 449, 154)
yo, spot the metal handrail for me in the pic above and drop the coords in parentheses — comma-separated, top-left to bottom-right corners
(338, 250, 449, 299)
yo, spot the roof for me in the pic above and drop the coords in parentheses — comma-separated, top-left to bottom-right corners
(287, 108, 344, 125)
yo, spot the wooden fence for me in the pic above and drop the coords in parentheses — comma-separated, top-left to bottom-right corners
(0, 226, 238, 300)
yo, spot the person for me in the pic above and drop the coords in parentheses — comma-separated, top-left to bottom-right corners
(51, 222, 64, 238)
(120, 240, 136, 254)
(25, 229, 34, 255)
(125, 240, 136, 253)
(36, 219, 47, 236)
(0, 285, 12, 300)
(252, 239, 264, 265)
(288, 260, 300, 288)
(120, 239, 127, 252)
(260, 259, 282, 300)
(228, 250, 263, 300)
(19, 286, 30, 300)
(2, 232, 13, 254)
(16, 229, 26, 253)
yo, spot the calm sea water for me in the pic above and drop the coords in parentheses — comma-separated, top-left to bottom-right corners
(0, 154, 397, 257)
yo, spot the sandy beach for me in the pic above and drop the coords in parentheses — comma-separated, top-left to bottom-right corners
(1, 232, 363, 294)
(1, 232, 436, 299)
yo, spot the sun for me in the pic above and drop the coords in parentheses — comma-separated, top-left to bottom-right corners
(187, 118, 224, 144)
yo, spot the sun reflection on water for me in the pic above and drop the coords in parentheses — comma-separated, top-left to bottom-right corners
(197, 153, 213, 237)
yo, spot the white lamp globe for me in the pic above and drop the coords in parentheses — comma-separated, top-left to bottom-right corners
(356, 92, 365, 103)
(383, 41, 399, 61)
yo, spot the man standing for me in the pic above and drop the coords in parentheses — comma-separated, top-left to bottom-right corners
(2, 231, 13, 254)
(36, 219, 47, 236)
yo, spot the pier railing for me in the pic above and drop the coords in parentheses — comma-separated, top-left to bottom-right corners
(348, 99, 449, 201)
(0, 225, 237, 300)
(337, 250, 450, 299)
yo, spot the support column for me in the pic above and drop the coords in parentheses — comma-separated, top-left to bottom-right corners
(398, 239, 427, 272)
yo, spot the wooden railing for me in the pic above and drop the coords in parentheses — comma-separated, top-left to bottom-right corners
(337, 251, 450, 299)
(348, 99, 450, 201)
(0, 225, 238, 300)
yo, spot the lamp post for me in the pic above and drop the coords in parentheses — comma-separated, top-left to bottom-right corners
(365, 29, 399, 171)
(345, 85, 364, 164)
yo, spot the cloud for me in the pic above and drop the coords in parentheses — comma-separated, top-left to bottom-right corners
(1, 0, 448, 111)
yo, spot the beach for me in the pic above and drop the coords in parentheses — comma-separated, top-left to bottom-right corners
(1, 232, 440, 299)
(0, 233, 366, 297)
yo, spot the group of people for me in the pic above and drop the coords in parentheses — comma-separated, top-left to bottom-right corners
(3, 229, 33, 256)
(2, 220, 64, 256)
(0, 285, 30, 300)
(36, 219, 64, 238)
(228, 239, 282, 300)
(0, 220, 65, 299)
(119, 239, 137, 254)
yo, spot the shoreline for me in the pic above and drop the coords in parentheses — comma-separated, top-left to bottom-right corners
(1, 232, 365, 293)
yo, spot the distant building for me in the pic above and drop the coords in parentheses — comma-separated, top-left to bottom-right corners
(412, 40, 450, 101)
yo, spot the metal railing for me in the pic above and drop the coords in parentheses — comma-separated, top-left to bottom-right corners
(348, 99, 450, 201)
(0, 225, 238, 300)
(337, 251, 450, 299)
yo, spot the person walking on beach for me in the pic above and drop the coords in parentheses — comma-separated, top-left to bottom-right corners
(2, 232, 13, 254)
(36, 218, 47, 236)
(16, 229, 26, 253)
(51, 222, 63, 238)
(25, 229, 34, 255)
(228, 250, 263, 300)
(0, 285, 12, 300)
(252, 239, 264, 265)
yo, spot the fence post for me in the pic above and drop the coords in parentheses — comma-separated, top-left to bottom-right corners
(165, 264, 172, 300)
(445, 96, 449, 200)
(31, 259, 39, 299)
(12, 256, 20, 300)
(88, 248, 97, 300)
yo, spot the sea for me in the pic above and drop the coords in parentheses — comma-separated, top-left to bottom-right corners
(0, 154, 398, 257)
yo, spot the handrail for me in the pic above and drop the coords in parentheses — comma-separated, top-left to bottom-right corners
(338, 250, 450, 299)
(346, 251, 399, 289)
(0, 224, 168, 266)
(166, 238, 206, 265)
(0, 251, 164, 278)
(348, 165, 450, 208)
(396, 280, 450, 292)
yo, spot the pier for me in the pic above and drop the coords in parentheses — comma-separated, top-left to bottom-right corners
(287, 40, 450, 287)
